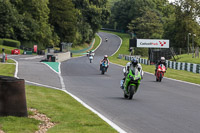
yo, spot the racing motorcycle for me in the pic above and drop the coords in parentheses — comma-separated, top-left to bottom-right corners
(89, 55, 93, 63)
(121, 68, 141, 99)
(100, 61, 108, 75)
(156, 64, 166, 82)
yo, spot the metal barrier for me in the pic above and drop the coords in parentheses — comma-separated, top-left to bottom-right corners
(124, 55, 200, 74)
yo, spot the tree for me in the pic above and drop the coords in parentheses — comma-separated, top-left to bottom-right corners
(128, 10, 164, 39)
(73, 0, 110, 44)
(49, 0, 77, 44)
(0, 0, 19, 39)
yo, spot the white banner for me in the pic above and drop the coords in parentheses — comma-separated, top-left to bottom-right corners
(137, 39, 169, 48)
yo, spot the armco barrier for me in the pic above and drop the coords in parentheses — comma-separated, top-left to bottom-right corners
(124, 55, 200, 74)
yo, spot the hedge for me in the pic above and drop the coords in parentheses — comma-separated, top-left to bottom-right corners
(0, 39, 3, 45)
(3, 39, 20, 48)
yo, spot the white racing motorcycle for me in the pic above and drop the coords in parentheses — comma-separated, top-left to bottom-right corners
(89, 55, 93, 63)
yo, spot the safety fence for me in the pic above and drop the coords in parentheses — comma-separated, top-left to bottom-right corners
(124, 55, 200, 74)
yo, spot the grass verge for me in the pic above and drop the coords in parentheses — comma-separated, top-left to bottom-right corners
(173, 54, 200, 64)
(72, 34, 101, 57)
(101, 30, 200, 85)
(0, 45, 24, 55)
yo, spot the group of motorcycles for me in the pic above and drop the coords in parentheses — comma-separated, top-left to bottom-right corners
(87, 53, 109, 75)
(87, 37, 167, 100)
(121, 64, 166, 100)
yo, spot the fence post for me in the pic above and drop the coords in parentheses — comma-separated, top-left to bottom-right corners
(193, 64, 197, 73)
(187, 63, 190, 72)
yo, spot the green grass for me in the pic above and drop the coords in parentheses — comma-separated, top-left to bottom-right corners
(92, 34, 101, 51)
(0, 63, 15, 77)
(72, 34, 101, 57)
(26, 85, 117, 133)
(101, 30, 200, 85)
(173, 54, 200, 64)
(0, 45, 24, 54)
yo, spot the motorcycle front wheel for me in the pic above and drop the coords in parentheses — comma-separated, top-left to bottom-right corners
(101, 67, 105, 74)
(159, 73, 163, 82)
(128, 85, 136, 100)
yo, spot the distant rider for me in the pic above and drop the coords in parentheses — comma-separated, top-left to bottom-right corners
(155, 57, 167, 75)
(121, 58, 144, 89)
(100, 55, 110, 71)
(105, 38, 108, 42)
(88, 50, 95, 57)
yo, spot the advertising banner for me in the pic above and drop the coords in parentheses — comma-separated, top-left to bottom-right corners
(137, 39, 169, 48)
(34, 45, 37, 52)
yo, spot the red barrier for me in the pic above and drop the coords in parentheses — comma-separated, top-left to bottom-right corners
(11, 49, 20, 55)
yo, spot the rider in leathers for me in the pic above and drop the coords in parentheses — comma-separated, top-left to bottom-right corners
(121, 58, 144, 90)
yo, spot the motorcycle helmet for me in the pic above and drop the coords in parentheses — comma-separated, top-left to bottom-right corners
(104, 55, 108, 59)
(160, 57, 165, 63)
(131, 58, 138, 66)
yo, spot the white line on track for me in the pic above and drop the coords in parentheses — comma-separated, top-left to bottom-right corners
(94, 33, 102, 52)
(10, 58, 19, 78)
(110, 33, 122, 56)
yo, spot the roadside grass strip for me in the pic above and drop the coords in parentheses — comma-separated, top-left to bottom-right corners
(0, 63, 15, 77)
(72, 34, 101, 57)
(0, 45, 24, 54)
(42, 62, 60, 73)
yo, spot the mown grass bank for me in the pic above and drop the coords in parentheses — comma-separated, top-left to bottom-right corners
(173, 54, 200, 64)
(0, 61, 117, 132)
(72, 34, 101, 57)
(0, 45, 24, 55)
(101, 30, 200, 85)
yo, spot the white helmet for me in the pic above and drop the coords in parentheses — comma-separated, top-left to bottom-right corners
(161, 57, 165, 61)
(161, 57, 165, 63)
(104, 55, 108, 58)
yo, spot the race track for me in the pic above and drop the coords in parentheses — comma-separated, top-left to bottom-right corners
(61, 32, 200, 133)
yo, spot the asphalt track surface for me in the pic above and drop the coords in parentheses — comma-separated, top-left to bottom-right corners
(11, 55, 61, 88)
(62, 32, 200, 133)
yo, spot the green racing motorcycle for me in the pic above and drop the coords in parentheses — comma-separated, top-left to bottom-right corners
(122, 67, 142, 99)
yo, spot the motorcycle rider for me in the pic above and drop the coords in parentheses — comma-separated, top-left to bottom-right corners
(121, 58, 144, 89)
(105, 38, 108, 42)
(100, 55, 110, 71)
(88, 50, 95, 57)
(155, 57, 167, 76)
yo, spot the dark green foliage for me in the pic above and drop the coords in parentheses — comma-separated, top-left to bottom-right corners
(0, 0, 19, 39)
(3, 39, 21, 48)
(72, 0, 110, 45)
(128, 10, 164, 39)
(49, 0, 77, 44)
(0, 39, 3, 45)
(134, 48, 148, 57)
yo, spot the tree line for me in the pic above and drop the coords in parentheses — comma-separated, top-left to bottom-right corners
(0, 0, 110, 49)
(105, 0, 200, 54)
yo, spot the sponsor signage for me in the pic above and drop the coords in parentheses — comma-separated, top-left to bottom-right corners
(137, 39, 169, 48)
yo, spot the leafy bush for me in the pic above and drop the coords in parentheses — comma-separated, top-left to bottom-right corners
(21, 41, 45, 50)
(3, 39, 20, 48)
(0, 39, 3, 45)
(134, 48, 148, 57)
